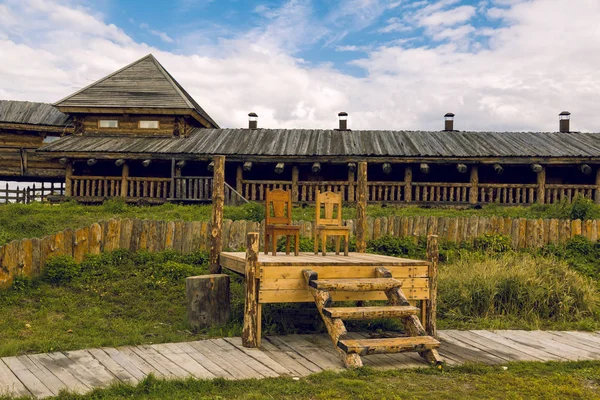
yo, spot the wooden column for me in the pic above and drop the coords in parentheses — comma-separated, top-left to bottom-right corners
(170, 158, 176, 199)
(242, 232, 261, 348)
(537, 165, 546, 204)
(596, 168, 600, 204)
(426, 235, 438, 338)
(236, 165, 243, 194)
(356, 162, 368, 253)
(210, 155, 225, 274)
(186, 274, 230, 329)
(404, 165, 412, 203)
(292, 166, 299, 202)
(64, 161, 73, 197)
(469, 165, 479, 204)
(121, 162, 129, 198)
(347, 167, 355, 202)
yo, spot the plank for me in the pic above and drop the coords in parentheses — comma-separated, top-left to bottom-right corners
(0, 359, 32, 398)
(492, 331, 571, 361)
(187, 340, 253, 380)
(100, 348, 147, 382)
(261, 277, 429, 290)
(437, 332, 505, 365)
(258, 338, 315, 377)
(224, 337, 291, 376)
(351, 333, 434, 369)
(259, 265, 429, 280)
(2, 356, 55, 399)
(16, 355, 67, 397)
(117, 346, 166, 378)
(127, 346, 183, 378)
(28, 353, 89, 395)
(209, 339, 278, 378)
(310, 278, 402, 291)
(528, 331, 600, 359)
(323, 306, 418, 320)
(153, 343, 214, 379)
(546, 332, 600, 356)
(442, 330, 523, 362)
(470, 330, 560, 361)
(46, 352, 107, 390)
(269, 335, 343, 370)
(338, 336, 439, 356)
(87, 348, 139, 385)
(263, 337, 324, 374)
(174, 342, 233, 379)
(259, 288, 429, 303)
(63, 350, 118, 386)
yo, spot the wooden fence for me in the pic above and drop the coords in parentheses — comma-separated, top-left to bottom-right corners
(0, 182, 65, 204)
(1, 215, 598, 288)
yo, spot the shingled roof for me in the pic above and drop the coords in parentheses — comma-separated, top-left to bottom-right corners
(54, 54, 219, 128)
(0, 100, 71, 127)
(38, 128, 600, 159)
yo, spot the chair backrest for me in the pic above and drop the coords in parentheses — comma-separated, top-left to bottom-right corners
(265, 189, 292, 225)
(315, 190, 343, 227)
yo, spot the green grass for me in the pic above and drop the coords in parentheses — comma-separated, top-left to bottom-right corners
(2, 196, 600, 246)
(4, 362, 599, 399)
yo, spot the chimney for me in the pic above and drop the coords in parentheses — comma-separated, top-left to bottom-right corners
(248, 112, 258, 129)
(338, 112, 348, 130)
(444, 113, 455, 131)
(559, 111, 571, 133)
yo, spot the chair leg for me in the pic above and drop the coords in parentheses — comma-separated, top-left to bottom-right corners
(344, 233, 349, 256)
(272, 234, 277, 256)
(321, 232, 327, 256)
(264, 233, 269, 255)
(314, 231, 319, 255)
(295, 233, 300, 256)
(335, 236, 341, 255)
(285, 236, 291, 255)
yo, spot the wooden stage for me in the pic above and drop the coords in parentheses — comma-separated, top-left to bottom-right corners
(2, 331, 600, 398)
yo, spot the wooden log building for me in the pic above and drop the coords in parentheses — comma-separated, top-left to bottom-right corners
(3, 53, 600, 206)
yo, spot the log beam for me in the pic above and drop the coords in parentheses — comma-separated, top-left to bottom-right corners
(312, 162, 321, 174)
(356, 161, 367, 253)
(419, 163, 430, 174)
(580, 164, 592, 175)
(65, 161, 73, 197)
(382, 162, 392, 175)
(236, 165, 243, 193)
(469, 165, 479, 204)
(121, 162, 129, 198)
(176, 160, 187, 168)
(537, 165, 546, 204)
(531, 163, 543, 173)
(115, 159, 126, 167)
(456, 164, 467, 174)
(87, 158, 97, 166)
(348, 166, 355, 202)
(275, 162, 285, 174)
(243, 161, 253, 172)
(210, 155, 225, 274)
(493, 163, 504, 175)
(347, 162, 357, 172)
(292, 166, 299, 201)
(142, 159, 152, 168)
(404, 165, 412, 203)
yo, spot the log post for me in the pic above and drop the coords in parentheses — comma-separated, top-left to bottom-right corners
(292, 166, 299, 202)
(426, 235, 438, 338)
(236, 165, 243, 194)
(242, 232, 261, 348)
(65, 161, 73, 197)
(537, 165, 546, 204)
(347, 166, 355, 202)
(170, 158, 176, 199)
(210, 155, 225, 274)
(596, 168, 600, 204)
(404, 165, 412, 203)
(121, 162, 129, 198)
(356, 161, 367, 253)
(186, 274, 230, 330)
(469, 165, 479, 204)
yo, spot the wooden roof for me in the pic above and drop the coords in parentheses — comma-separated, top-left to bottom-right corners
(38, 128, 600, 160)
(0, 100, 71, 127)
(54, 54, 219, 128)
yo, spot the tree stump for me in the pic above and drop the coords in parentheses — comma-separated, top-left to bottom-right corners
(186, 274, 230, 330)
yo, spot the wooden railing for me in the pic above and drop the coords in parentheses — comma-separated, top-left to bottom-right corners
(174, 176, 212, 201)
(0, 182, 65, 204)
(545, 184, 597, 203)
(479, 184, 538, 205)
(411, 183, 471, 203)
(242, 180, 293, 202)
(368, 182, 404, 202)
(72, 176, 122, 198)
(300, 181, 352, 202)
(126, 177, 170, 199)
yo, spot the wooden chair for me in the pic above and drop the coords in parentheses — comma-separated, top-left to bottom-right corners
(314, 190, 349, 256)
(264, 189, 300, 256)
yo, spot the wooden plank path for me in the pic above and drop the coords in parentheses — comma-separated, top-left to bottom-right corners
(1, 330, 600, 398)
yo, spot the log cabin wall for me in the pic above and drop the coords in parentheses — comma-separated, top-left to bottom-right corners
(80, 114, 196, 137)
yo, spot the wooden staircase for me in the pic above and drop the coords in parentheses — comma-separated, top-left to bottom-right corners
(303, 267, 443, 368)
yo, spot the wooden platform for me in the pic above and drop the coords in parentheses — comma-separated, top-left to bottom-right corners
(2, 331, 600, 398)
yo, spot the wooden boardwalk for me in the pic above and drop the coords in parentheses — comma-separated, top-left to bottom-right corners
(2, 330, 600, 398)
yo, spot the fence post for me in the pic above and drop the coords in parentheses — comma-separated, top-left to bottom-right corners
(242, 232, 261, 347)
(356, 161, 368, 253)
(426, 235, 438, 337)
(210, 155, 225, 274)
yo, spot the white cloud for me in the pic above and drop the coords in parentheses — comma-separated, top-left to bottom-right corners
(419, 5, 477, 27)
(1, 0, 600, 135)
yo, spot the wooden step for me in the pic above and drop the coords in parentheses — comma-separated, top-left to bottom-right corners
(338, 336, 440, 356)
(323, 306, 419, 320)
(309, 278, 402, 292)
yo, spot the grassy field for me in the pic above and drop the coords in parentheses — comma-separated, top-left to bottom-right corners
(3, 362, 599, 399)
(2, 196, 600, 246)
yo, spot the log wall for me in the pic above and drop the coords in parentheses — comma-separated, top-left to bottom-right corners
(1, 215, 598, 288)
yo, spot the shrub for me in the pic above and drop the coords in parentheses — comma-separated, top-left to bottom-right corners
(569, 195, 599, 220)
(43, 255, 81, 284)
(473, 234, 512, 253)
(224, 202, 265, 222)
(367, 235, 423, 259)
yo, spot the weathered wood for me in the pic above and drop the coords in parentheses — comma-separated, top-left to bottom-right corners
(291, 166, 299, 201)
(356, 162, 367, 253)
(338, 336, 440, 356)
(537, 165, 546, 204)
(210, 155, 225, 274)
(309, 278, 402, 291)
(64, 161, 73, 197)
(426, 235, 438, 338)
(242, 232, 261, 348)
(274, 162, 285, 174)
(470, 165, 479, 204)
(186, 274, 230, 330)
(323, 306, 418, 320)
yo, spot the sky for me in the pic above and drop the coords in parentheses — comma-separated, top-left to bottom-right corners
(1, 0, 600, 132)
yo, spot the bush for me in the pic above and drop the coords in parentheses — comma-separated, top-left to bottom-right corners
(473, 234, 512, 253)
(439, 253, 599, 322)
(367, 235, 425, 259)
(224, 202, 265, 222)
(43, 255, 81, 284)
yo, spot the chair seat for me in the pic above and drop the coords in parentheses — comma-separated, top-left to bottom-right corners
(266, 224, 301, 231)
(316, 225, 350, 231)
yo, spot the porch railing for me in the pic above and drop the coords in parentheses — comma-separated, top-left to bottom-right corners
(478, 184, 538, 205)
(411, 183, 471, 203)
(545, 184, 597, 203)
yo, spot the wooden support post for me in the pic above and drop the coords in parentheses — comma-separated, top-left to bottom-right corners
(404, 165, 412, 203)
(170, 158, 176, 199)
(65, 161, 73, 197)
(426, 235, 438, 338)
(347, 167, 355, 202)
(242, 232, 261, 348)
(236, 165, 243, 194)
(537, 165, 546, 204)
(469, 165, 479, 204)
(121, 162, 129, 198)
(186, 274, 230, 330)
(210, 155, 225, 274)
(356, 161, 367, 253)
(596, 168, 600, 204)
(292, 166, 299, 201)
